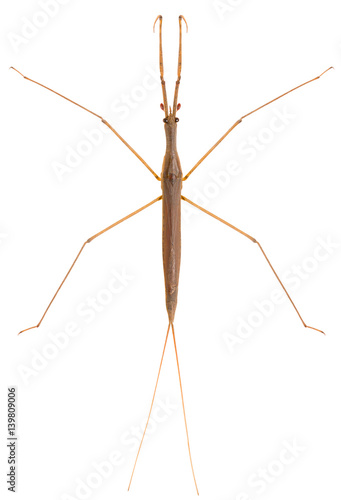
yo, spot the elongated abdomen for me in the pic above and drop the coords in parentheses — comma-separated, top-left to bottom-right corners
(162, 155, 182, 323)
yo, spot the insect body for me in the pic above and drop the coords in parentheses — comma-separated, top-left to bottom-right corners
(162, 113, 182, 323)
(12, 14, 332, 495)
(158, 14, 184, 324)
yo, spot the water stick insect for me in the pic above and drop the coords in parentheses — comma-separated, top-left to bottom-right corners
(11, 14, 332, 495)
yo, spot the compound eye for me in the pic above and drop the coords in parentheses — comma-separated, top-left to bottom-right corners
(175, 117, 179, 122)
(163, 118, 168, 123)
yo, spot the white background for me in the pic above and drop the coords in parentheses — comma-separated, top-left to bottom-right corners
(1, 1, 341, 499)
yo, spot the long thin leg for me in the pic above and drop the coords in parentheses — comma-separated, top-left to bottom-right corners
(183, 66, 333, 181)
(182, 196, 325, 335)
(153, 16, 168, 117)
(173, 15, 188, 116)
(171, 323, 199, 495)
(128, 323, 171, 491)
(19, 196, 162, 335)
(10, 67, 161, 181)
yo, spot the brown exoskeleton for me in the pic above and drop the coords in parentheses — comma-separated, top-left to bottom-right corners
(11, 14, 333, 495)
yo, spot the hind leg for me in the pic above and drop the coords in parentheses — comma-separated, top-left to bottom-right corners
(182, 195, 324, 335)
(19, 196, 162, 334)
